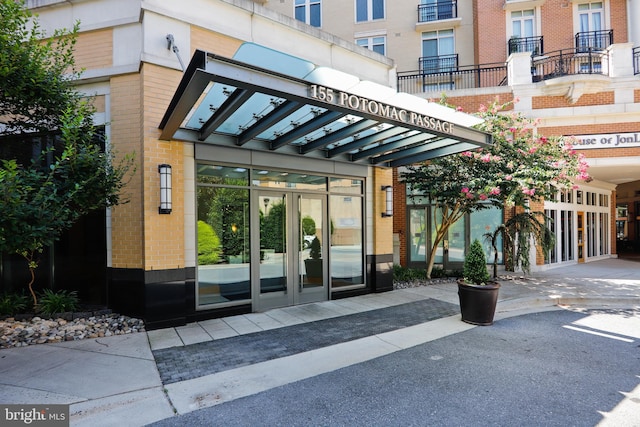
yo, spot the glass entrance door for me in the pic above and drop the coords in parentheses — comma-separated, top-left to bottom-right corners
(255, 191, 327, 311)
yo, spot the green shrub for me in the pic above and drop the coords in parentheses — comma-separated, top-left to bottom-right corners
(198, 220, 221, 265)
(393, 264, 428, 281)
(37, 289, 79, 316)
(0, 292, 30, 316)
(463, 239, 491, 285)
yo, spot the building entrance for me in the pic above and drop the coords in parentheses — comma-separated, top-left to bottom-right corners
(255, 191, 327, 311)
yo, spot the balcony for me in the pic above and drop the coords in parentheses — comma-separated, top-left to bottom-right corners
(398, 61, 507, 95)
(417, 1, 457, 23)
(508, 36, 544, 56)
(531, 48, 607, 82)
(575, 30, 613, 53)
(420, 54, 458, 74)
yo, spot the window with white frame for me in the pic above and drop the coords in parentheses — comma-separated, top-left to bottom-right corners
(356, 35, 386, 55)
(577, 2, 605, 50)
(421, 29, 455, 73)
(356, 0, 384, 22)
(295, 0, 321, 27)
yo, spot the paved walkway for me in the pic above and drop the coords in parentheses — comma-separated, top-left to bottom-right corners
(0, 258, 639, 426)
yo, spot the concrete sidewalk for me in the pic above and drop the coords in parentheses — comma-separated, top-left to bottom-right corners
(0, 258, 639, 426)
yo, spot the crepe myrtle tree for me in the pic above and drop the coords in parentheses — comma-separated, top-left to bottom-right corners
(0, 1, 134, 308)
(402, 98, 589, 278)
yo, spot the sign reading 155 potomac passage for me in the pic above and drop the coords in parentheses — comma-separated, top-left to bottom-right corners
(308, 84, 455, 135)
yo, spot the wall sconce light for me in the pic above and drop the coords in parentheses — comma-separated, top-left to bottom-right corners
(158, 164, 172, 214)
(381, 185, 393, 217)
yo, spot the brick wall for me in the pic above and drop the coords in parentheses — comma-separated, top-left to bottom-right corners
(392, 168, 407, 265)
(532, 92, 615, 109)
(474, 0, 506, 64)
(540, 1, 575, 53)
(142, 63, 185, 271)
(110, 74, 144, 269)
(74, 29, 113, 70)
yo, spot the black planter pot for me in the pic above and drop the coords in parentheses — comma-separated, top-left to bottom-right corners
(457, 279, 500, 326)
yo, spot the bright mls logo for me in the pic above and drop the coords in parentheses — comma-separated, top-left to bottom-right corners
(1, 405, 68, 426)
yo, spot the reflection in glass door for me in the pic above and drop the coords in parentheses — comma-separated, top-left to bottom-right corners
(256, 192, 327, 311)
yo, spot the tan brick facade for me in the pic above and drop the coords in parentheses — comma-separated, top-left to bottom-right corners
(74, 29, 113, 70)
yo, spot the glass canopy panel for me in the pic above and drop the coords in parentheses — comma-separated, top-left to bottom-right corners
(256, 104, 328, 141)
(216, 92, 284, 135)
(325, 123, 394, 150)
(290, 115, 364, 146)
(184, 83, 239, 130)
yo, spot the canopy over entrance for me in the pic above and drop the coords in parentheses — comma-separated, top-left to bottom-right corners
(159, 44, 491, 167)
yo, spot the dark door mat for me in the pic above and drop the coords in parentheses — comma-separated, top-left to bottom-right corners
(153, 298, 458, 384)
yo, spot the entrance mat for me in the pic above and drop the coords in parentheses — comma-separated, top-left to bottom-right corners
(153, 298, 458, 384)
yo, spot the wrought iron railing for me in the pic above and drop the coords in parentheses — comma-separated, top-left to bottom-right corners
(531, 48, 608, 82)
(417, 0, 457, 23)
(508, 36, 544, 56)
(419, 54, 458, 74)
(575, 29, 613, 53)
(634, 47, 640, 75)
(397, 62, 507, 95)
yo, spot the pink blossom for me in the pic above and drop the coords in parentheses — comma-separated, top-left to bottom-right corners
(479, 104, 487, 113)
(528, 147, 537, 154)
(479, 194, 488, 200)
(461, 187, 470, 193)
(466, 192, 474, 199)
(505, 175, 513, 181)
(489, 187, 501, 195)
(522, 188, 536, 196)
(461, 151, 473, 157)
(481, 154, 492, 162)
(456, 106, 463, 112)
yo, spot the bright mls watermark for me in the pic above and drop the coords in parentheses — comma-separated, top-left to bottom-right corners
(1, 405, 69, 426)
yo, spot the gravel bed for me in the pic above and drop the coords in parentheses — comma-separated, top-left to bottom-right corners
(0, 313, 145, 349)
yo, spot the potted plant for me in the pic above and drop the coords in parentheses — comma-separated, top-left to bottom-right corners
(304, 236, 323, 284)
(457, 239, 500, 325)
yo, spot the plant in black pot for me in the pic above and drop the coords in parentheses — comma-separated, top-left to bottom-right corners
(457, 239, 500, 325)
(304, 236, 323, 284)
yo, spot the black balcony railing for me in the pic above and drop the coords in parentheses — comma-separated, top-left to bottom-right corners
(634, 47, 640, 75)
(419, 54, 458, 74)
(417, 1, 457, 23)
(575, 29, 613, 53)
(508, 36, 544, 56)
(531, 48, 607, 82)
(398, 62, 507, 95)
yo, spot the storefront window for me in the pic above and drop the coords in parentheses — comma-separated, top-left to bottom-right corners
(197, 165, 250, 307)
(330, 190, 364, 288)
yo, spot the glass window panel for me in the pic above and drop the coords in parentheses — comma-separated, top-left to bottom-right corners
(356, 0, 368, 22)
(470, 206, 503, 264)
(310, 2, 321, 27)
(409, 208, 427, 263)
(197, 164, 249, 186)
(330, 177, 363, 194)
(252, 169, 327, 191)
(330, 195, 364, 287)
(197, 187, 250, 306)
(372, 0, 384, 19)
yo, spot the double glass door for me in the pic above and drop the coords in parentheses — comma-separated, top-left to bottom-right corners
(255, 191, 327, 311)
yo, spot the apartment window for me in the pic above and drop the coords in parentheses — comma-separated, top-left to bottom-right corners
(421, 29, 455, 72)
(295, 0, 321, 27)
(579, 2, 603, 33)
(356, 36, 386, 55)
(511, 10, 535, 39)
(356, 0, 384, 22)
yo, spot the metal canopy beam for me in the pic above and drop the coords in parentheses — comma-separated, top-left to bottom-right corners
(388, 142, 479, 168)
(269, 110, 346, 150)
(327, 127, 408, 157)
(237, 101, 303, 146)
(350, 134, 440, 162)
(198, 88, 254, 141)
(299, 119, 379, 154)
